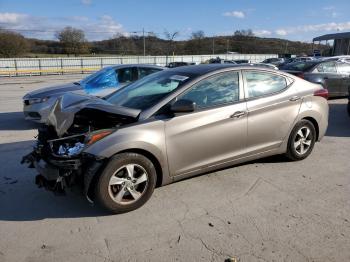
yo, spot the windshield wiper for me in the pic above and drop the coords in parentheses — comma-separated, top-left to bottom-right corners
(73, 82, 81, 85)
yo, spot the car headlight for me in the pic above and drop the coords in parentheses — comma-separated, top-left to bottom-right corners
(54, 130, 114, 157)
(86, 129, 114, 145)
(26, 97, 50, 105)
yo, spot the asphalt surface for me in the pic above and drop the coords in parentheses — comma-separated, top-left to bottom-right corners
(0, 75, 350, 262)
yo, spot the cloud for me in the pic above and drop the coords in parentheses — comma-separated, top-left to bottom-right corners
(255, 21, 350, 40)
(275, 29, 287, 36)
(223, 11, 245, 19)
(323, 6, 335, 10)
(81, 0, 92, 5)
(0, 12, 28, 24)
(0, 12, 125, 40)
(282, 21, 350, 34)
(253, 30, 272, 36)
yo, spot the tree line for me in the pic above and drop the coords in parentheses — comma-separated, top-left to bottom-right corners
(0, 27, 327, 58)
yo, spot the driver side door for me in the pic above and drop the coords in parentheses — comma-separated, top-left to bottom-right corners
(164, 71, 248, 177)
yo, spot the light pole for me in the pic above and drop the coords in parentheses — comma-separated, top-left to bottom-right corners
(131, 28, 153, 56)
(212, 36, 215, 55)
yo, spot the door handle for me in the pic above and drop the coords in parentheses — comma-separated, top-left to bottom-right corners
(289, 96, 301, 102)
(230, 111, 246, 118)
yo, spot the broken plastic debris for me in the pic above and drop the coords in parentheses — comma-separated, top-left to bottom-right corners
(67, 142, 85, 156)
(57, 142, 85, 156)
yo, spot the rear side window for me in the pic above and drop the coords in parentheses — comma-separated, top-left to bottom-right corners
(138, 67, 162, 78)
(315, 61, 337, 73)
(179, 71, 239, 109)
(117, 67, 136, 83)
(244, 71, 287, 98)
(337, 62, 350, 74)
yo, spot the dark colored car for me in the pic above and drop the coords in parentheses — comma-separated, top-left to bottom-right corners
(232, 59, 250, 64)
(207, 57, 237, 64)
(280, 59, 350, 97)
(261, 57, 286, 66)
(167, 62, 196, 68)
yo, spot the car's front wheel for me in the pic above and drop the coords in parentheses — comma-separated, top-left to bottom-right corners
(286, 119, 316, 161)
(95, 153, 157, 214)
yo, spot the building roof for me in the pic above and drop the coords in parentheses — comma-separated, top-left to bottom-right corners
(313, 32, 350, 41)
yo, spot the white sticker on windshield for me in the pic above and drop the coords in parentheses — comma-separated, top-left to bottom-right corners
(170, 75, 189, 81)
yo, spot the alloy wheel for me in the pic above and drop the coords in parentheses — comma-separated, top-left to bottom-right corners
(108, 164, 148, 205)
(294, 126, 312, 155)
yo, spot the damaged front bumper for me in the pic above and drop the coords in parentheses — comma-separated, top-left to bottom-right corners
(22, 146, 104, 202)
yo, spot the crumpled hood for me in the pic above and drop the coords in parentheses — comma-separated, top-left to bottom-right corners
(46, 92, 141, 137)
(23, 83, 82, 99)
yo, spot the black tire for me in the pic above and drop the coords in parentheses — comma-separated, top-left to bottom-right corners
(347, 101, 350, 117)
(95, 153, 156, 214)
(285, 120, 316, 161)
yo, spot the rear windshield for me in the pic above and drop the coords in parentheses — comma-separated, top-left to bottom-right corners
(280, 61, 317, 72)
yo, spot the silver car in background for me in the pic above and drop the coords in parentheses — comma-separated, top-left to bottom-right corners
(22, 64, 164, 123)
(22, 64, 329, 214)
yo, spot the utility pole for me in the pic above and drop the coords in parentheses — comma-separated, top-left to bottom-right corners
(131, 29, 152, 56)
(143, 28, 146, 56)
(212, 36, 215, 55)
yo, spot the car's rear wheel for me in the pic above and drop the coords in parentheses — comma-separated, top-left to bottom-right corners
(95, 153, 156, 214)
(286, 120, 316, 161)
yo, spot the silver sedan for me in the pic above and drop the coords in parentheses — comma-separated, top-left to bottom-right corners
(23, 64, 164, 123)
(23, 64, 329, 214)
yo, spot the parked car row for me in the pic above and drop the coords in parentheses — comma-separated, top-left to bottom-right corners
(22, 63, 329, 214)
(279, 57, 350, 97)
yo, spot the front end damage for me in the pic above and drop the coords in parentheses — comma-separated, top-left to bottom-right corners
(21, 93, 140, 202)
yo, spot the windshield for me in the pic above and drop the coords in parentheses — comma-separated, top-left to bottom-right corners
(107, 71, 194, 110)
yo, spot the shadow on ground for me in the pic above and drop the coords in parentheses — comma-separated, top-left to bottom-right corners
(0, 100, 349, 221)
(0, 140, 109, 221)
(0, 112, 40, 131)
(325, 102, 350, 138)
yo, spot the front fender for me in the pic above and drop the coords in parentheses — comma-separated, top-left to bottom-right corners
(84, 120, 171, 185)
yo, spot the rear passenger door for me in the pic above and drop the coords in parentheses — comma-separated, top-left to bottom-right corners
(243, 70, 301, 154)
(313, 61, 342, 96)
(336, 62, 350, 96)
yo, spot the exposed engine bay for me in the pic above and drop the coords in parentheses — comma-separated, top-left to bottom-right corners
(22, 93, 140, 201)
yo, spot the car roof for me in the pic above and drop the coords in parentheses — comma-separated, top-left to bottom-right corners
(167, 64, 279, 75)
(107, 64, 165, 70)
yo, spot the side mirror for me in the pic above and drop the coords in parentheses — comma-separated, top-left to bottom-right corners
(170, 99, 196, 113)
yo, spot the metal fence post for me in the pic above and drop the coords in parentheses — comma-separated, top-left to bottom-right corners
(14, 59, 18, 77)
(100, 58, 103, 69)
(60, 58, 63, 75)
(38, 59, 42, 76)
(80, 58, 83, 74)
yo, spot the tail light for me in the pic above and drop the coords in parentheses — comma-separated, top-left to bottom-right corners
(314, 88, 329, 100)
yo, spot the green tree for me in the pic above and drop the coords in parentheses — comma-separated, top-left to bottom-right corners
(56, 26, 89, 56)
(0, 29, 29, 58)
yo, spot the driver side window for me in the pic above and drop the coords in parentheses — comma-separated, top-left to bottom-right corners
(179, 71, 239, 109)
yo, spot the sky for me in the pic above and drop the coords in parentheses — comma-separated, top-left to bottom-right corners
(0, 0, 350, 42)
